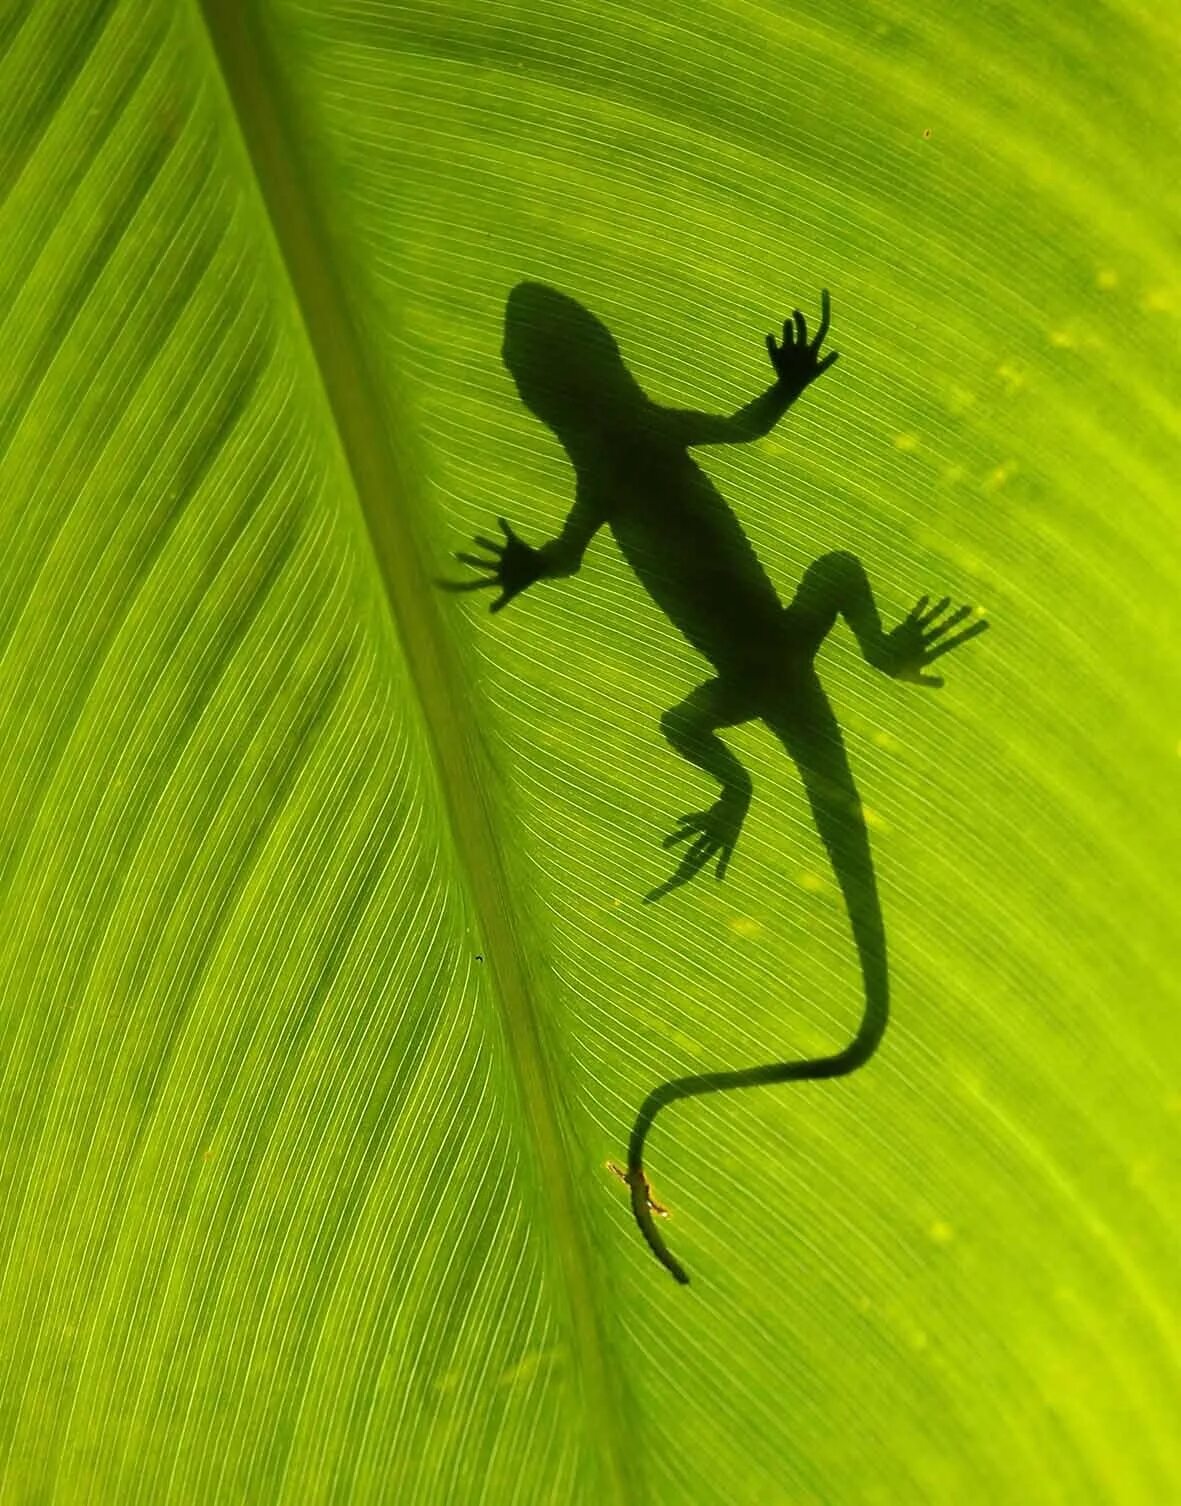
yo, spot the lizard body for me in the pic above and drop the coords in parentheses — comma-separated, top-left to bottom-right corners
(447, 285, 987, 1282)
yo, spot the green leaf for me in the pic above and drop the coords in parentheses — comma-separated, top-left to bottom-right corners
(2, 1, 1178, 1502)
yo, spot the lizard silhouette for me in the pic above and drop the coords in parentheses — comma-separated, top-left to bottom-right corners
(445, 283, 988, 1283)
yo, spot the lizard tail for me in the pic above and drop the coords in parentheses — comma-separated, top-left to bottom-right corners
(625, 970, 887, 1285)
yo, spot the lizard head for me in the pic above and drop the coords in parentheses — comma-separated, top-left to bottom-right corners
(502, 282, 648, 440)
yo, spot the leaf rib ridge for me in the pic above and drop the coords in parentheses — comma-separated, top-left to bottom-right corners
(192, 2, 635, 1499)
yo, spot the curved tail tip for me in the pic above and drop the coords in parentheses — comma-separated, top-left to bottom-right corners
(646, 1222, 690, 1286)
(628, 1169, 691, 1285)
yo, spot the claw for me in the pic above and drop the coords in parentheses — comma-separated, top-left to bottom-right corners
(767, 293, 837, 384)
(813, 288, 831, 348)
(916, 595, 952, 627)
(923, 617, 989, 663)
(886, 596, 989, 685)
(922, 603, 972, 643)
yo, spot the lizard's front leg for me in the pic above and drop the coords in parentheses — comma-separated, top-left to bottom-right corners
(442, 488, 605, 612)
(441, 516, 549, 613)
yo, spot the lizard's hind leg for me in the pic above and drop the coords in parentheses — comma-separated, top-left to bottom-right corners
(783, 550, 986, 683)
(646, 678, 757, 902)
(782, 550, 885, 664)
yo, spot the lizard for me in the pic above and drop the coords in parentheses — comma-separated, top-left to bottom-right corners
(445, 282, 988, 1283)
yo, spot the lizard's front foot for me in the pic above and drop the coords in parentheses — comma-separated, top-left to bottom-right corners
(441, 516, 545, 612)
(765, 288, 839, 389)
(646, 791, 750, 901)
(879, 595, 989, 687)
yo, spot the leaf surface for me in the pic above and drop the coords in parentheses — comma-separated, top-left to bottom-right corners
(1, 1, 1178, 1501)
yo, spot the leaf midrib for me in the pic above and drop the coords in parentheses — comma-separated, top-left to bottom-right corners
(192, 2, 634, 1498)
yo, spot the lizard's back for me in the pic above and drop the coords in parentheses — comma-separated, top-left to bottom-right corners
(601, 418, 788, 681)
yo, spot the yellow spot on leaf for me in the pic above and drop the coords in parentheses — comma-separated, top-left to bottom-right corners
(945, 385, 976, 414)
(1095, 268, 1118, 291)
(1142, 287, 1175, 313)
(983, 460, 1017, 493)
(797, 871, 828, 894)
(862, 806, 887, 832)
(498, 1350, 551, 1388)
(872, 730, 901, 752)
(996, 362, 1025, 393)
(1048, 329, 1076, 348)
(928, 1220, 955, 1245)
(893, 432, 920, 452)
(728, 916, 762, 938)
